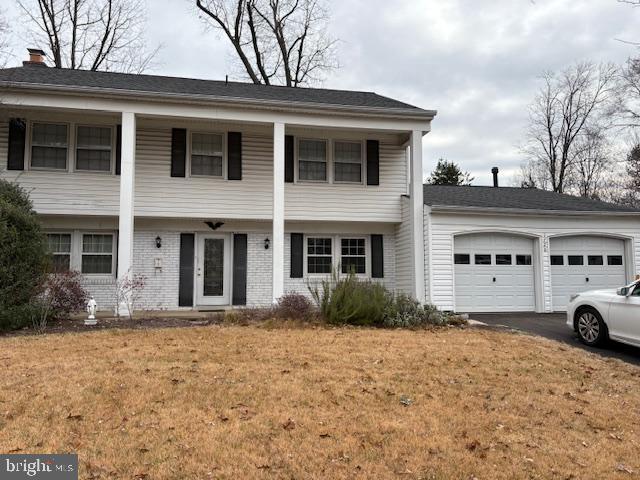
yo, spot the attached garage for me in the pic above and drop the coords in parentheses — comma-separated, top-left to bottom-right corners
(550, 236, 627, 311)
(423, 184, 640, 314)
(454, 233, 537, 312)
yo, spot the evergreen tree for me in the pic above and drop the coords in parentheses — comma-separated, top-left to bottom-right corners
(427, 159, 474, 186)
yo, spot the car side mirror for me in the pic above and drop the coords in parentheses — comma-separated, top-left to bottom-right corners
(617, 287, 630, 297)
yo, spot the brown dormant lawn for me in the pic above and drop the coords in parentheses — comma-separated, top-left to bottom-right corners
(1, 324, 639, 479)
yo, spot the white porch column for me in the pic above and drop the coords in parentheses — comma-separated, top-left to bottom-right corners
(117, 111, 136, 316)
(410, 130, 426, 303)
(272, 122, 285, 302)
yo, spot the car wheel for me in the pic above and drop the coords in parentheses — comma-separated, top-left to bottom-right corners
(576, 308, 607, 347)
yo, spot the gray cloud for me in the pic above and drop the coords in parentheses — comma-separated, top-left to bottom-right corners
(3, 0, 639, 184)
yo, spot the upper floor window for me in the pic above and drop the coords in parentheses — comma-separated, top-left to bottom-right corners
(31, 123, 68, 170)
(191, 132, 223, 177)
(298, 139, 327, 182)
(47, 233, 72, 272)
(334, 141, 363, 183)
(76, 126, 112, 172)
(82, 234, 114, 274)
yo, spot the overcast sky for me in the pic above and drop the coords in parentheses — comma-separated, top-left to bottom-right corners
(3, 0, 640, 184)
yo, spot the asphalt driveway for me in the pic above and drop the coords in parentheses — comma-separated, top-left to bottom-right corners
(471, 312, 640, 366)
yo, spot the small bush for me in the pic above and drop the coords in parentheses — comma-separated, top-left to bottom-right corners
(273, 293, 315, 320)
(40, 270, 90, 320)
(382, 294, 447, 328)
(310, 272, 457, 328)
(310, 272, 390, 326)
(0, 303, 42, 331)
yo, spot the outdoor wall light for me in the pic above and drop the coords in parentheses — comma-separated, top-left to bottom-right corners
(264, 238, 270, 250)
(155, 236, 162, 249)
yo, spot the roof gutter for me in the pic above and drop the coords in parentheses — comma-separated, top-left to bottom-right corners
(0, 81, 438, 122)
(427, 205, 640, 217)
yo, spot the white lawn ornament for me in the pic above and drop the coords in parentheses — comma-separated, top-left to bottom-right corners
(85, 297, 98, 326)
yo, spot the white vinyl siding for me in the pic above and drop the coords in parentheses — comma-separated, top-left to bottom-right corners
(427, 212, 640, 313)
(31, 123, 68, 170)
(1, 118, 408, 222)
(76, 125, 112, 172)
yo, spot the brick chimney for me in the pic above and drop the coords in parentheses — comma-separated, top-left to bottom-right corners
(23, 48, 47, 66)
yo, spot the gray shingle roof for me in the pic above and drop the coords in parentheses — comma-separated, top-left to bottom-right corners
(0, 65, 434, 116)
(423, 185, 640, 213)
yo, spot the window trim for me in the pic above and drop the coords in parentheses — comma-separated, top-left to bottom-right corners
(340, 236, 368, 275)
(567, 255, 585, 266)
(550, 255, 564, 266)
(28, 121, 70, 171)
(74, 124, 116, 174)
(333, 139, 365, 185)
(46, 232, 73, 272)
(188, 130, 227, 179)
(515, 254, 533, 266)
(303, 234, 371, 278)
(607, 255, 624, 266)
(305, 236, 334, 276)
(296, 137, 329, 183)
(81, 232, 117, 276)
(495, 254, 513, 266)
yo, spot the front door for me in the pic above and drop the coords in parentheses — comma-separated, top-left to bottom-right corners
(196, 234, 231, 306)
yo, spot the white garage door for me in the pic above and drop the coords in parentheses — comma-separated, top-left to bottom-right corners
(551, 236, 626, 311)
(454, 233, 536, 312)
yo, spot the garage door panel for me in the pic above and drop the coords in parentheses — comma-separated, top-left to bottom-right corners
(550, 236, 626, 311)
(454, 233, 535, 313)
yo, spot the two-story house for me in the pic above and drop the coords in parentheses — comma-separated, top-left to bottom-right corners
(0, 50, 432, 314)
(3, 50, 640, 316)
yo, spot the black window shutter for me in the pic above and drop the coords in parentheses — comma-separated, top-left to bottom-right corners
(232, 234, 248, 305)
(285, 135, 294, 183)
(227, 131, 242, 180)
(290, 233, 304, 278)
(179, 233, 195, 307)
(115, 124, 122, 175)
(115, 230, 119, 277)
(7, 119, 26, 170)
(366, 140, 380, 186)
(371, 234, 384, 278)
(171, 128, 187, 177)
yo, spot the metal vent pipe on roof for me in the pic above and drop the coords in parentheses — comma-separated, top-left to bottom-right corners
(492, 167, 499, 188)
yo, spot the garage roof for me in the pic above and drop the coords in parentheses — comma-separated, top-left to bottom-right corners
(0, 64, 435, 118)
(423, 185, 640, 214)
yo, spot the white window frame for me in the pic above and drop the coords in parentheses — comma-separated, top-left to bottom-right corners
(296, 137, 329, 183)
(28, 121, 70, 171)
(333, 140, 365, 185)
(303, 235, 371, 278)
(81, 232, 117, 276)
(339, 236, 368, 276)
(74, 124, 116, 174)
(46, 232, 73, 271)
(188, 130, 227, 179)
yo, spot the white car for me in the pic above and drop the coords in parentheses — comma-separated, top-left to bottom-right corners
(566, 281, 640, 348)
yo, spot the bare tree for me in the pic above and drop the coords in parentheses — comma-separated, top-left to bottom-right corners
(0, 7, 10, 68)
(195, 0, 338, 86)
(618, 57, 640, 130)
(18, 0, 159, 73)
(573, 128, 612, 198)
(521, 62, 618, 194)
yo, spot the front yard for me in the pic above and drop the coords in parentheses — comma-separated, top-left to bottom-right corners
(1, 325, 639, 479)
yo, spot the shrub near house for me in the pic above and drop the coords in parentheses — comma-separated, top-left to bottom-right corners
(0, 179, 49, 330)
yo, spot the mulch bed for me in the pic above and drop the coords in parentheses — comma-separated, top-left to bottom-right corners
(1, 315, 222, 337)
